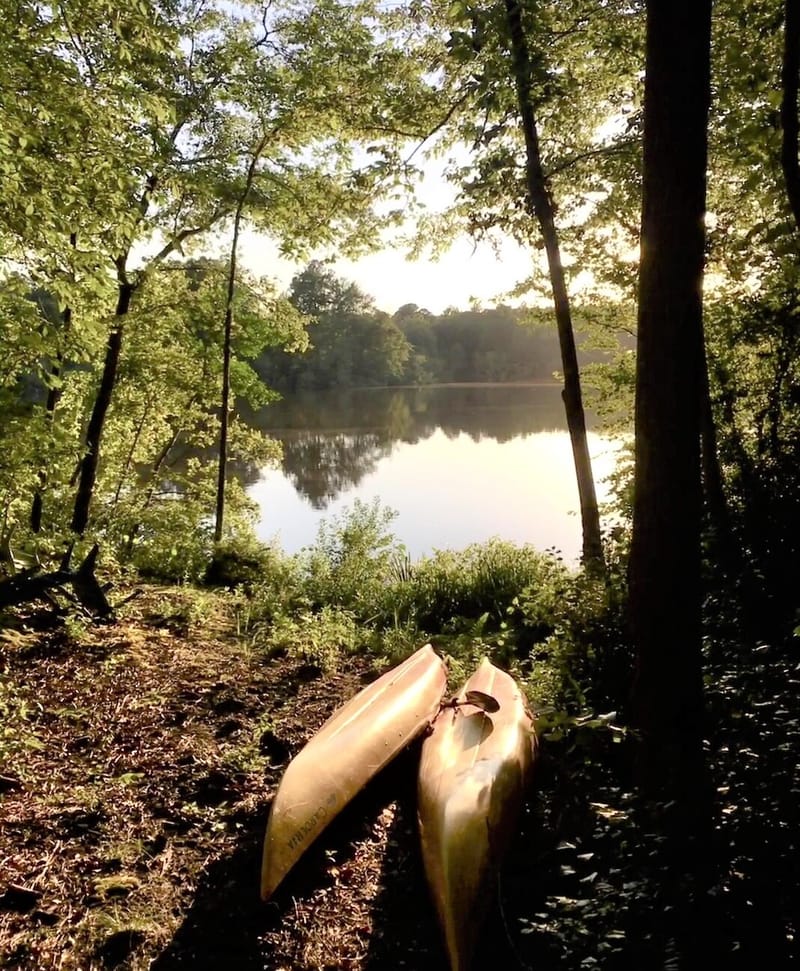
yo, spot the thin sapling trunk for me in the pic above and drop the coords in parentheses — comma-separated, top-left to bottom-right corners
(503, 0, 604, 570)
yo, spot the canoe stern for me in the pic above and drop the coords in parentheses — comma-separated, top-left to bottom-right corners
(261, 644, 447, 901)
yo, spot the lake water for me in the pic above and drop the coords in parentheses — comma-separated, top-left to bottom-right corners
(244, 385, 621, 563)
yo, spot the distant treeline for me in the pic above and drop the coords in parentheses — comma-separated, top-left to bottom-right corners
(254, 262, 618, 391)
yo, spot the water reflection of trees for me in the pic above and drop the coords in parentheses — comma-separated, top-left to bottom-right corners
(280, 432, 393, 509)
(245, 385, 570, 508)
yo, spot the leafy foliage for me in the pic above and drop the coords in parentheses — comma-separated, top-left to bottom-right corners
(302, 498, 403, 615)
(255, 605, 361, 673)
(242, 503, 628, 712)
(2, 0, 800, 966)
(0, 0, 445, 572)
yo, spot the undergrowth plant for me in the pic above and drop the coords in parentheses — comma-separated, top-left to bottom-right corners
(242, 502, 630, 720)
(253, 605, 361, 673)
(301, 498, 403, 614)
(0, 675, 44, 771)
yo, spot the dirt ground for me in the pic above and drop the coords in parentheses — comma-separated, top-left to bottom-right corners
(0, 590, 543, 971)
(3, 587, 799, 970)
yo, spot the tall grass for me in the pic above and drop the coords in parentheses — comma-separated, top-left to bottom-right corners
(242, 502, 630, 713)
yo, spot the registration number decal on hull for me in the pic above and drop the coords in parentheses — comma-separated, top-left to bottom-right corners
(286, 792, 337, 851)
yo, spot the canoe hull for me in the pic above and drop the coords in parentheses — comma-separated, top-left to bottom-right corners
(418, 658, 536, 971)
(261, 644, 447, 900)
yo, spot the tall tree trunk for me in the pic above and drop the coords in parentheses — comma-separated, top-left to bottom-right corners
(71, 265, 134, 535)
(503, 0, 604, 570)
(782, 0, 800, 229)
(31, 232, 77, 532)
(214, 134, 269, 544)
(629, 0, 712, 823)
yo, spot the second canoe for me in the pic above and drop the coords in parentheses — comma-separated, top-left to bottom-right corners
(417, 657, 536, 971)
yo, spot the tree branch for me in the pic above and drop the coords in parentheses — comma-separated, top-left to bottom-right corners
(58, 2, 97, 84)
(403, 87, 477, 164)
(544, 137, 639, 180)
(253, 0, 277, 48)
(145, 212, 230, 273)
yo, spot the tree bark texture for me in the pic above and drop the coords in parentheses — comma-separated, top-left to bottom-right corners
(503, 0, 604, 570)
(71, 278, 134, 535)
(629, 0, 712, 812)
(782, 0, 800, 230)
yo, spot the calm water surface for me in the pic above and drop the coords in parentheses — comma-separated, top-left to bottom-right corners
(244, 385, 621, 562)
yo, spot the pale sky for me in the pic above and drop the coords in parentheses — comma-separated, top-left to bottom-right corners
(232, 127, 619, 313)
(235, 152, 547, 315)
(238, 227, 538, 315)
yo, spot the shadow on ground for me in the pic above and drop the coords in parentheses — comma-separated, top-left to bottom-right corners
(150, 748, 441, 970)
(360, 752, 440, 970)
(149, 745, 554, 971)
(150, 806, 269, 971)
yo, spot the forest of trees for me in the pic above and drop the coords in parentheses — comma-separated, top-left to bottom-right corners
(250, 260, 620, 390)
(2, 0, 800, 967)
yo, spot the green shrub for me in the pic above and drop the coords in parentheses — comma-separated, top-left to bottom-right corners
(145, 587, 220, 636)
(253, 605, 361, 673)
(112, 466, 266, 584)
(234, 504, 632, 724)
(516, 557, 630, 715)
(205, 534, 298, 590)
(126, 503, 215, 583)
(386, 540, 567, 636)
(301, 498, 403, 615)
(243, 551, 305, 625)
(367, 618, 425, 668)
